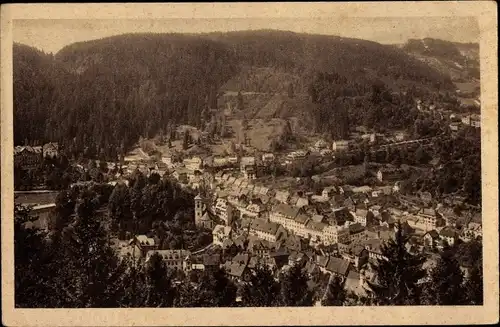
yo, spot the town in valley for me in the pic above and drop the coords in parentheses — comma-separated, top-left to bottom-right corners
(13, 18, 483, 308)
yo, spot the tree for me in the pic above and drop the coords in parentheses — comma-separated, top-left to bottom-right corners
(278, 264, 314, 306)
(65, 189, 124, 307)
(241, 264, 280, 307)
(369, 222, 426, 305)
(14, 204, 54, 307)
(181, 268, 237, 307)
(464, 262, 483, 305)
(422, 246, 466, 305)
(321, 276, 347, 306)
(414, 146, 431, 165)
(237, 91, 244, 110)
(182, 132, 189, 150)
(143, 253, 177, 307)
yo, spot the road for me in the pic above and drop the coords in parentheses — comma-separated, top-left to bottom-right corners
(191, 242, 214, 255)
(138, 147, 150, 160)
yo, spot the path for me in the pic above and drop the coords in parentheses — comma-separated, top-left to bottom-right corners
(191, 242, 214, 255)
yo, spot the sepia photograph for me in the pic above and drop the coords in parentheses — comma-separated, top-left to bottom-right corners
(1, 2, 498, 326)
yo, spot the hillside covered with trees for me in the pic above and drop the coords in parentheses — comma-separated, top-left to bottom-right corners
(14, 30, 455, 160)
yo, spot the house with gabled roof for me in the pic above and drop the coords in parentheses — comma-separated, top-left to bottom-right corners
(249, 219, 283, 243)
(275, 190, 291, 204)
(224, 253, 250, 282)
(325, 256, 351, 279)
(270, 203, 301, 227)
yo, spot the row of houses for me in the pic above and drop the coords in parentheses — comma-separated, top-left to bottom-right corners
(14, 142, 59, 169)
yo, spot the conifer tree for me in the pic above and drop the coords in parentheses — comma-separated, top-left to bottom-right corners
(278, 264, 314, 306)
(144, 253, 176, 307)
(423, 246, 466, 305)
(321, 276, 347, 306)
(464, 262, 483, 305)
(241, 264, 280, 307)
(369, 222, 426, 305)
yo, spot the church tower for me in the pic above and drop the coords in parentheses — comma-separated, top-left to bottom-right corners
(194, 194, 204, 226)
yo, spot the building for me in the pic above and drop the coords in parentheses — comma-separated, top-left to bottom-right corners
(129, 235, 157, 257)
(146, 250, 191, 270)
(212, 225, 232, 246)
(394, 131, 407, 141)
(242, 166, 256, 180)
(423, 230, 440, 248)
(240, 203, 266, 219)
(183, 156, 203, 171)
(449, 122, 460, 131)
(42, 142, 59, 158)
(270, 203, 301, 229)
(353, 208, 368, 226)
(224, 254, 250, 282)
(14, 146, 42, 169)
(377, 167, 406, 183)
(364, 238, 386, 261)
(305, 220, 327, 243)
(24, 203, 56, 231)
(439, 227, 459, 246)
(325, 256, 351, 279)
(249, 219, 283, 243)
(332, 140, 351, 152)
(194, 194, 216, 229)
(322, 186, 337, 199)
(274, 190, 291, 204)
(417, 208, 444, 231)
(173, 168, 190, 184)
(461, 114, 481, 128)
(369, 205, 382, 217)
(322, 224, 350, 245)
(352, 186, 373, 194)
(214, 198, 234, 225)
(341, 243, 369, 269)
(261, 153, 275, 163)
(287, 150, 308, 162)
(314, 139, 329, 150)
(348, 223, 367, 243)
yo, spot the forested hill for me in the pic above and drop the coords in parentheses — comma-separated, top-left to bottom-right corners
(204, 30, 452, 90)
(400, 38, 480, 81)
(14, 31, 454, 160)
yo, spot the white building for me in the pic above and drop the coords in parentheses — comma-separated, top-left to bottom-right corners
(332, 140, 351, 151)
(262, 153, 275, 163)
(146, 250, 191, 270)
(322, 224, 350, 245)
(249, 219, 282, 243)
(183, 157, 203, 171)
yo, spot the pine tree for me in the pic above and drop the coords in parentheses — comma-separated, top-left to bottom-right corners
(423, 246, 466, 305)
(369, 222, 426, 305)
(182, 132, 189, 150)
(237, 91, 244, 111)
(241, 264, 280, 307)
(321, 276, 347, 306)
(464, 262, 483, 305)
(278, 264, 314, 306)
(144, 253, 177, 307)
(188, 268, 237, 307)
(65, 188, 124, 307)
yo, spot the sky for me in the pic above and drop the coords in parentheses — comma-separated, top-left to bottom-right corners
(14, 17, 480, 54)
